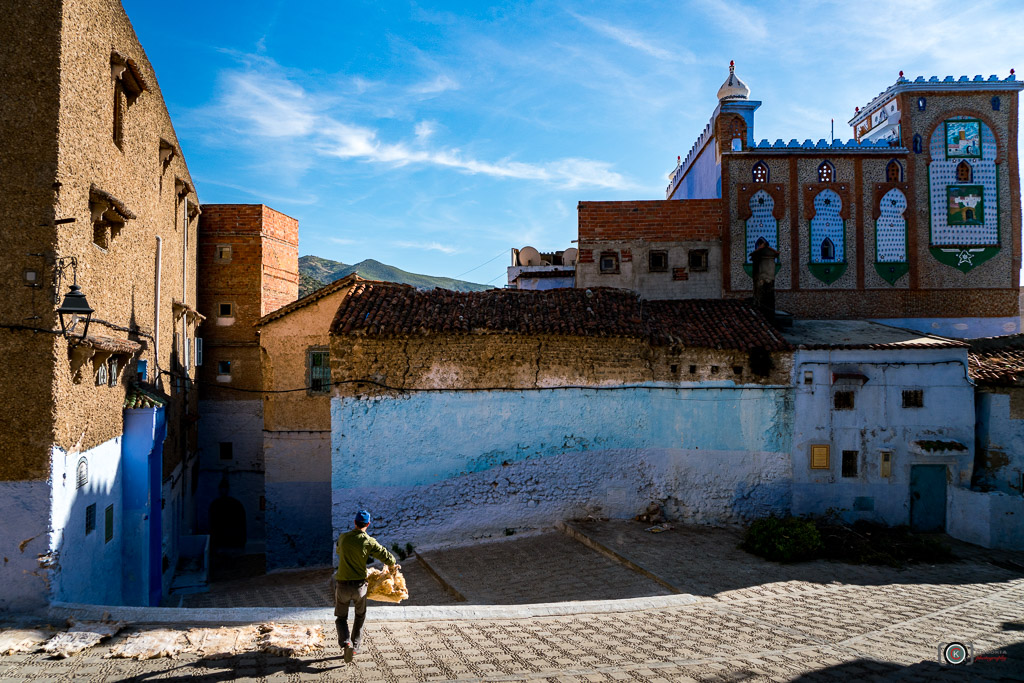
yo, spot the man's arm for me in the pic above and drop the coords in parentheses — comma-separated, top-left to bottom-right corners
(367, 537, 397, 566)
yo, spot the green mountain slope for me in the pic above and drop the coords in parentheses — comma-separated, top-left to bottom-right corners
(298, 255, 492, 297)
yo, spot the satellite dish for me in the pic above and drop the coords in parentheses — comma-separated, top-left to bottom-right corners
(518, 246, 541, 266)
(562, 248, 578, 266)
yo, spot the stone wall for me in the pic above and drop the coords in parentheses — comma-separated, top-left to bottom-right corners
(329, 333, 792, 547)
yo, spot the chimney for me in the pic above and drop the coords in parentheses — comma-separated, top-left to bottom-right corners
(750, 243, 779, 324)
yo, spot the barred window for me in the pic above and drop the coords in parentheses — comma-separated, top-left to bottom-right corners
(308, 349, 331, 394)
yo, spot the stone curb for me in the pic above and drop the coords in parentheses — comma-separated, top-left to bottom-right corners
(557, 521, 684, 594)
(48, 593, 702, 625)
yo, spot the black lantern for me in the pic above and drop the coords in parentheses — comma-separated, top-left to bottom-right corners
(56, 283, 94, 340)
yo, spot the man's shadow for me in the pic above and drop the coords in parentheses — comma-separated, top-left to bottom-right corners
(116, 653, 349, 682)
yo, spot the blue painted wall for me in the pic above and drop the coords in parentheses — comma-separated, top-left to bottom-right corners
(122, 406, 167, 606)
(790, 348, 974, 526)
(975, 391, 1024, 495)
(265, 431, 333, 569)
(332, 385, 793, 547)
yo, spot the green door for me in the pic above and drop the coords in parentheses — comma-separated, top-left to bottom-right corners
(910, 465, 947, 532)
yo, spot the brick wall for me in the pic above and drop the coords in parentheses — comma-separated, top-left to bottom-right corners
(578, 199, 722, 242)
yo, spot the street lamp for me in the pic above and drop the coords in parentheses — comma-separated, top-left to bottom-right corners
(56, 282, 93, 340)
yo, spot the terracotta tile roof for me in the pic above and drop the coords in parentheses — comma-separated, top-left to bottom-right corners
(82, 334, 143, 355)
(124, 385, 167, 410)
(330, 283, 791, 352)
(969, 334, 1024, 385)
(256, 274, 367, 326)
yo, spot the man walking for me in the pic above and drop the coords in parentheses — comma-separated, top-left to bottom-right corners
(334, 509, 396, 662)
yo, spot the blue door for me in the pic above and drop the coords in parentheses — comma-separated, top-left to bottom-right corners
(910, 465, 946, 532)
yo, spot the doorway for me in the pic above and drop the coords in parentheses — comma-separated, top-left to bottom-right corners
(910, 464, 947, 532)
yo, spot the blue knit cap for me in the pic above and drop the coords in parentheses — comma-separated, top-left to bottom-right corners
(355, 510, 372, 526)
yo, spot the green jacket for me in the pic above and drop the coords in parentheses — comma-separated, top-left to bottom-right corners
(335, 528, 396, 581)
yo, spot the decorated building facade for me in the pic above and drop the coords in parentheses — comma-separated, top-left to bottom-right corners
(579, 63, 1023, 339)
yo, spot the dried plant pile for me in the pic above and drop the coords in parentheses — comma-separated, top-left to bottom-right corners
(366, 565, 409, 603)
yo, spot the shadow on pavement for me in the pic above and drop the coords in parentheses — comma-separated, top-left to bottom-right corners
(115, 654, 348, 682)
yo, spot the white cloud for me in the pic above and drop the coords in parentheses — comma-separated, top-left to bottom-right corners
(329, 237, 358, 245)
(569, 12, 682, 62)
(409, 73, 460, 95)
(415, 120, 438, 141)
(393, 240, 462, 254)
(210, 63, 637, 191)
(691, 0, 768, 42)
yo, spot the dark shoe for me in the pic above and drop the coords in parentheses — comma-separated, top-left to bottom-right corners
(344, 644, 353, 663)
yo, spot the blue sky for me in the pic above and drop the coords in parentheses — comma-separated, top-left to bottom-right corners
(124, 0, 1023, 286)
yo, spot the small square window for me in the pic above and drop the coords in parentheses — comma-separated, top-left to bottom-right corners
(217, 360, 232, 375)
(833, 391, 855, 411)
(85, 503, 96, 535)
(810, 445, 830, 469)
(215, 244, 232, 262)
(599, 252, 619, 274)
(688, 249, 709, 272)
(842, 450, 859, 478)
(648, 251, 668, 272)
(107, 357, 119, 387)
(688, 365, 697, 374)
(710, 365, 719, 374)
(219, 442, 233, 460)
(670, 364, 678, 374)
(803, 370, 814, 385)
(219, 302, 233, 317)
(902, 389, 924, 408)
(104, 504, 114, 543)
(732, 366, 743, 376)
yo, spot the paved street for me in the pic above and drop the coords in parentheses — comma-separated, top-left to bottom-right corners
(2, 521, 1023, 681)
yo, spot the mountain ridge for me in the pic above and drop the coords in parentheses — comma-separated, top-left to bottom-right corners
(298, 255, 492, 297)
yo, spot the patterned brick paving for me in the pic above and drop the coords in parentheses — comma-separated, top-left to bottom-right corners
(0, 522, 1021, 681)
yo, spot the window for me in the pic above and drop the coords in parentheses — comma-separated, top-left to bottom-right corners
(215, 244, 232, 262)
(96, 361, 108, 386)
(107, 357, 119, 387)
(93, 221, 110, 250)
(710, 365, 719, 374)
(842, 450, 859, 478)
(752, 161, 769, 183)
(912, 134, 922, 154)
(194, 338, 203, 367)
(820, 237, 835, 261)
(955, 160, 972, 182)
(880, 451, 892, 478)
(76, 458, 88, 489)
(137, 359, 148, 382)
(219, 442, 233, 460)
(834, 390, 854, 411)
(810, 445, 830, 469)
(599, 252, 619, 274)
(308, 349, 331, 394)
(803, 370, 814, 385)
(85, 504, 96, 535)
(902, 389, 924, 408)
(732, 366, 743, 376)
(648, 251, 668, 272)
(688, 249, 709, 272)
(219, 302, 233, 317)
(113, 79, 124, 147)
(688, 365, 697, 374)
(731, 137, 742, 151)
(991, 96, 1000, 111)
(104, 505, 114, 543)
(817, 161, 834, 183)
(217, 360, 231, 375)
(917, 97, 926, 112)
(886, 160, 902, 183)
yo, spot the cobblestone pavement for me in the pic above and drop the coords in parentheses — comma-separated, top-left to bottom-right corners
(417, 532, 673, 604)
(178, 558, 459, 609)
(1, 522, 1022, 681)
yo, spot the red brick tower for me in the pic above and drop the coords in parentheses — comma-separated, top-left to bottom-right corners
(194, 205, 298, 559)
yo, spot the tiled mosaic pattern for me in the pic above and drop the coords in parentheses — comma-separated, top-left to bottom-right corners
(929, 116, 999, 246)
(744, 189, 777, 262)
(809, 189, 845, 263)
(876, 188, 907, 262)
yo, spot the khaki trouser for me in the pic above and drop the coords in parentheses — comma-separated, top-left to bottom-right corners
(334, 579, 367, 647)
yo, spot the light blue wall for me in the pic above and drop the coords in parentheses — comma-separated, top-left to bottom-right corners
(871, 316, 1019, 339)
(50, 438, 125, 605)
(122, 407, 166, 606)
(331, 385, 793, 547)
(975, 391, 1024, 495)
(265, 432, 333, 569)
(670, 142, 720, 200)
(791, 348, 974, 526)
(0, 480, 51, 612)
